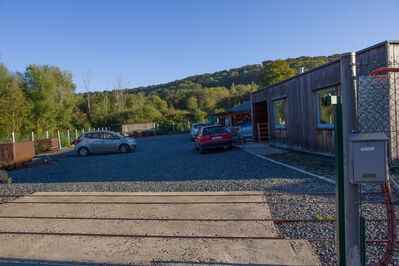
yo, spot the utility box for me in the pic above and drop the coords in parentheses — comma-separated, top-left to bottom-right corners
(348, 132, 388, 184)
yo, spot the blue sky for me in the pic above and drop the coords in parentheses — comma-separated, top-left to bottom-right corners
(0, 0, 398, 92)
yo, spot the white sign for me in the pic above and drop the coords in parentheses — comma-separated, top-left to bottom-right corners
(360, 147, 375, 152)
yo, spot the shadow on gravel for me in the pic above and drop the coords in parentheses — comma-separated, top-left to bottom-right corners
(7, 135, 330, 186)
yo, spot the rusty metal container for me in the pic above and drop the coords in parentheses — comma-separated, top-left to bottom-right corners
(36, 138, 59, 152)
(0, 141, 35, 168)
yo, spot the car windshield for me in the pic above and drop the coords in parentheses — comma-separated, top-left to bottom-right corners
(202, 127, 227, 136)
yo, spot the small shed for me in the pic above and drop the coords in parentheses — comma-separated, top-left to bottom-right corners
(121, 122, 156, 137)
(214, 101, 251, 127)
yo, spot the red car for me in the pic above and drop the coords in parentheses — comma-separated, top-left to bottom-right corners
(194, 125, 232, 154)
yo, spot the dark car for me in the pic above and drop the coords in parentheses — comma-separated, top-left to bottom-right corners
(194, 125, 232, 154)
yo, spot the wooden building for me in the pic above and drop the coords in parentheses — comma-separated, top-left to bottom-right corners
(214, 101, 251, 127)
(251, 40, 399, 158)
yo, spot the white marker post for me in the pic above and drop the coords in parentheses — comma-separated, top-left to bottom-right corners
(75, 129, 78, 140)
(31, 132, 34, 141)
(46, 131, 49, 139)
(11, 132, 15, 143)
(57, 130, 62, 149)
(67, 130, 70, 147)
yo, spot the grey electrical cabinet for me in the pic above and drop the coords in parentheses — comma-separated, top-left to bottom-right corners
(348, 133, 388, 184)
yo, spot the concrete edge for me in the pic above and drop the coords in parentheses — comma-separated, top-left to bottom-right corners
(238, 146, 399, 192)
(236, 146, 336, 184)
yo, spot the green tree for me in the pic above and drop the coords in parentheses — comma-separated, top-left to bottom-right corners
(259, 60, 296, 87)
(0, 80, 30, 135)
(191, 108, 206, 123)
(145, 95, 168, 113)
(186, 96, 198, 110)
(230, 83, 237, 95)
(23, 64, 76, 133)
(0, 63, 13, 95)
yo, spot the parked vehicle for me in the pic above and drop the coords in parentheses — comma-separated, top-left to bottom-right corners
(75, 131, 137, 157)
(229, 120, 253, 143)
(190, 123, 209, 140)
(194, 125, 232, 154)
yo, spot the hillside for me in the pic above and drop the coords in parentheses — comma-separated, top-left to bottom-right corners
(127, 54, 340, 95)
(0, 53, 342, 138)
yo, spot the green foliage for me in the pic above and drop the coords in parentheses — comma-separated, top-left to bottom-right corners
(314, 215, 334, 220)
(186, 96, 198, 110)
(286, 54, 340, 72)
(0, 63, 13, 95)
(0, 53, 340, 138)
(259, 60, 296, 87)
(156, 112, 188, 134)
(230, 83, 237, 95)
(34, 141, 45, 155)
(191, 109, 207, 123)
(22, 64, 76, 133)
(0, 80, 30, 135)
(130, 64, 263, 95)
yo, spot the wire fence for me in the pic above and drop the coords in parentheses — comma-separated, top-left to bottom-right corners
(355, 60, 399, 186)
(0, 127, 110, 148)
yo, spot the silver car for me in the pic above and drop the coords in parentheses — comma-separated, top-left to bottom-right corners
(190, 123, 209, 140)
(74, 131, 137, 157)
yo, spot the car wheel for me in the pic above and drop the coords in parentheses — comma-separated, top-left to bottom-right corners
(119, 144, 130, 154)
(78, 147, 89, 157)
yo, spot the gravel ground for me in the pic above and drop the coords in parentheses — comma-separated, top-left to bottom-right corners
(266, 188, 399, 265)
(1, 134, 398, 265)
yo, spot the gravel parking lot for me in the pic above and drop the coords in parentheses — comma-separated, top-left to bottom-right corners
(1, 134, 397, 265)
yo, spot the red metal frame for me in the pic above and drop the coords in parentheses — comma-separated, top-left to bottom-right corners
(366, 66, 398, 265)
(369, 67, 399, 76)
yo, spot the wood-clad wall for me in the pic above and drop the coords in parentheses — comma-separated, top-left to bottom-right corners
(251, 41, 394, 155)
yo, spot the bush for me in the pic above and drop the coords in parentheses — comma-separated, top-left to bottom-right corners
(34, 141, 45, 155)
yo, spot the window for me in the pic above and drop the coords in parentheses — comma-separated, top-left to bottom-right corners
(85, 132, 101, 139)
(274, 99, 286, 128)
(317, 88, 335, 128)
(203, 126, 227, 136)
(102, 132, 119, 139)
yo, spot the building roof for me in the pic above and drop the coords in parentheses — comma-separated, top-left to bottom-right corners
(213, 101, 251, 116)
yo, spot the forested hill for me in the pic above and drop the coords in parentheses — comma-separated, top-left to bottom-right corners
(127, 54, 340, 95)
(129, 64, 263, 95)
(0, 53, 341, 139)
